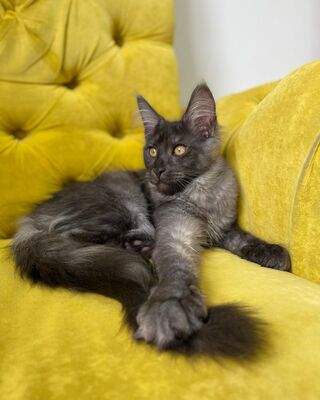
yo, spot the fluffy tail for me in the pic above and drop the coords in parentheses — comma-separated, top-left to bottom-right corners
(11, 219, 266, 359)
(171, 304, 267, 359)
(11, 219, 155, 330)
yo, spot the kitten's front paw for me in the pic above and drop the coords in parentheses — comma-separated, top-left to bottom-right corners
(135, 284, 207, 349)
(243, 243, 291, 271)
(123, 231, 154, 258)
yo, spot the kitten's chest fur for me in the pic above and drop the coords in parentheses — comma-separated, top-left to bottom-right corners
(151, 156, 238, 244)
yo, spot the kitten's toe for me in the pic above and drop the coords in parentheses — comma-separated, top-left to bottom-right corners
(269, 245, 291, 271)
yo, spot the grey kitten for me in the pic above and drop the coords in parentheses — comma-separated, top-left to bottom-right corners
(11, 84, 290, 359)
(135, 84, 290, 352)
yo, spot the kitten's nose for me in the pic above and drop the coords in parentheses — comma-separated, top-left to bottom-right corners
(154, 168, 166, 178)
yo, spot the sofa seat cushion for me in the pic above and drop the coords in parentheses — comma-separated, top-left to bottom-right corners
(1, 240, 320, 400)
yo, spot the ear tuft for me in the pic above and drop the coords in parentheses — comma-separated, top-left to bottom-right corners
(183, 83, 216, 138)
(137, 95, 161, 137)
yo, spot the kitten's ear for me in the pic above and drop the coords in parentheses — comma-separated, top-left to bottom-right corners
(137, 95, 161, 137)
(183, 83, 216, 138)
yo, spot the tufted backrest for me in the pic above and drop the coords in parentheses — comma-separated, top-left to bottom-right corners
(0, 0, 182, 238)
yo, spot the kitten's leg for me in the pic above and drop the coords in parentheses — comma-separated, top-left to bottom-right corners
(120, 189, 155, 259)
(220, 224, 291, 271)
(69, 225, 122, 245)
(123, 213, 155, 258)
(135, 207, 207, 348)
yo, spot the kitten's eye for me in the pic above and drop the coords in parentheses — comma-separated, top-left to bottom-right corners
(173, 145, 186, 156)
(149, 147, 157, 158)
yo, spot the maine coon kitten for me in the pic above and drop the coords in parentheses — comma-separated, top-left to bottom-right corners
(11, 84, 290, 359)
(134, 84, 290, 352)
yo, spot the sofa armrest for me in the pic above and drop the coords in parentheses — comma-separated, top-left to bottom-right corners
(217, 61, 320, 283)
(217, 81, 279, 151)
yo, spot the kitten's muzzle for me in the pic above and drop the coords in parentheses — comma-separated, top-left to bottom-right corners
(152, 168, 166, 179)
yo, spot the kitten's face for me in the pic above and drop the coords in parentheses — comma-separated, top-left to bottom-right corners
(143, 120, 216, 195)
(138, 84, 219, 195)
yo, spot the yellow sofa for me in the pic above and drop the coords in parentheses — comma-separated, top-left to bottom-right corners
(0, 1, 319, 399)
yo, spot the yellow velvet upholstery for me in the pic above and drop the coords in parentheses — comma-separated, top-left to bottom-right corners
(1, 1, 320, 399)
(0, 0, 181, 238)
(218, 62, 320, 284)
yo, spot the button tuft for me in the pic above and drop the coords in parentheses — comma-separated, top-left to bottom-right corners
(9, 129, 27, 140)
(113, 26, 124, 47)
(64, 77, 79, 89)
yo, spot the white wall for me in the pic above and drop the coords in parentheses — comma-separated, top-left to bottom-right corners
(174, 0, 320, 105)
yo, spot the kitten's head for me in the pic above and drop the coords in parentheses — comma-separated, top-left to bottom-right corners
(137, 83, 219, 195)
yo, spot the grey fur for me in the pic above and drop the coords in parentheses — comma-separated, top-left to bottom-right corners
(136, 83, 290, 348)
(11, 171, 156, 330)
